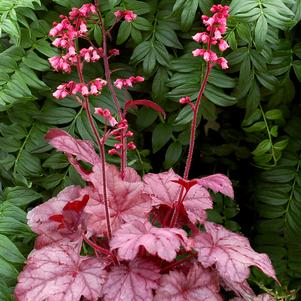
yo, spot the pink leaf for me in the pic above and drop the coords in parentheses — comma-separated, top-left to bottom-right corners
(154, 264, 222, 301)
(49, 194, 89, 232)
(27, 186, 88, 249)
(103, 258, 160, 301)
(193, 222, 277, 283)
(125, 99, 166, 119)
(15, 244, 107, 301)
(45, 128, 100, 165)
(197, 173, 234, 199)
(85, 164, 152, 235)
(143, 169, 212, 224)
(110, 220, 188, 262)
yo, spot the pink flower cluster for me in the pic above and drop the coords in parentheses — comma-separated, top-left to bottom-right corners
(114, 10, 137, 22)
(48, 4, 97, 73)
(192, 4, 229, 69)
(53, 78, 107, 99)
(114, 76, 144, 89)
(107, 119, 136, 156)
(80, 47, 104, 62)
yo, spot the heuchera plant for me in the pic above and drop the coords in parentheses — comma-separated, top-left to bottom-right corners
(15, 3, 278, 300)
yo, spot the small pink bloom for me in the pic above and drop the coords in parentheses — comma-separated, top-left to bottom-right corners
(94, 108, 103, 115)
(90, 84, 98, 95)
(71, 83, 82, 94)
(192, 32, 209, 43)
(179, 96, 191, 104)
(109, 116, 118, 127)
(127, 141, 136, 150)
(217, 57, 229, 69)
(192, 48, 205, 57)
(114, 10, 123, 18)
(114, 10, 137, 22)
(114, 143, 122, 150)
(79, 21, 88, 34)
(108, 149, 118, 155)
(109, 49, 120, 56)
(219, 39, 229, 52)
(81, 85, 89, 96)
(68, 46, 76, 56)
(126, 131, 134, 137)
(114, 79, 124, 89)
(124, 11, 137, 22)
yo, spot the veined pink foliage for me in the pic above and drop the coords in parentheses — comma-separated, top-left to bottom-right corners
(45, 128, 100, 165)
(193, 222, 278, 283)
(197, 173, 234, 199)
(110, 220, 188, 261)
(85, 164, 152, 235)
(143, 169, 213, 224)
(154, 264, 222, 301)
(15, 244, 107, 301)
(103, 258, 160, 301)
(27, 185, 87, 249)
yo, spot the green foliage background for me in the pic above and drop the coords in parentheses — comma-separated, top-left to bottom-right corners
(0, 0, 300, 299)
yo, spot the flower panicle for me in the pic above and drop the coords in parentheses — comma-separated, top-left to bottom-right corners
(192, 5, 229, 69)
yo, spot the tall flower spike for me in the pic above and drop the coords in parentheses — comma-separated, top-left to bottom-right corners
(192, 5, 229, 69)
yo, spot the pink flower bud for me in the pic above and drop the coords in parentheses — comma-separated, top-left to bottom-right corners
(114, 143, 122, 150)
(218, 40, 229, 52)
(217, 57, 229, 69)
(109, 49, 120, 56)
(124, 11, 137, 22)
(94, 108, 103, 115)
(179, 96, 191, 104)
(108, 149, 119, 156)
(192, 49, 205, 57)
(127, 141, 136, 150)
(126, 131, 134, 137)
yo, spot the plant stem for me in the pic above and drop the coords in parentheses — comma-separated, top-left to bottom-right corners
(161, 254, 196, 273)
(183, 62, 212, 180)
(95, 1, 127, 179)
(76, 58, 112, 239)
(83, 235, 112, 257)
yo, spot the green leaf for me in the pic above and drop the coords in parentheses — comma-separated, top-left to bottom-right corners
(131, 41, 151, 64)
(34, 39, 58, 57)
(293, 60, 301, 82)
(244, 121, 265, 133)
(22, 50, 49, 71)
(175, 105, 193, 126)
(152, 123, 173, 153)
(4, 186, 42, 206)
(181, 0, 198, 31)
(0, 257, 18, 279)
(204, 84, 237, 107)
(155, 26, 182, 49)
(274, 139, 289, 151)
(142, 48, 156, 76)
(0, 18, 20, 40)
(0, 234, 25, 263)
(37, 105, 76, 124)
(252, 139, 272, 156)
(265, 109, 283, 120)
(254, 14, 268, 50)
(116, 21, 131, 45)
(93, 24, 102, 46)
(164, 142, 182, 168)
(132, 17, 152, 31)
